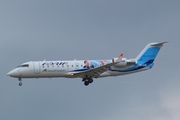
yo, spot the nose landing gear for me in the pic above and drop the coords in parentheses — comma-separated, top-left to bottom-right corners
(19, 82, 22, 86)
(18, 78, 22, 86)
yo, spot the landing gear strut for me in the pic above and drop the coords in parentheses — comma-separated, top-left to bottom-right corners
(18, 78, 22, 86)
(82, 76, 93, 86)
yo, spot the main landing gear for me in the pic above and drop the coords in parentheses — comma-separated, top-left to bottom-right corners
(82, 76, 93, 86)
(18, 78, 22, 86)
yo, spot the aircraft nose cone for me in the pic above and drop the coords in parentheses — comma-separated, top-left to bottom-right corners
(7, 71, 13, 76)
(7, 69, 21, 78)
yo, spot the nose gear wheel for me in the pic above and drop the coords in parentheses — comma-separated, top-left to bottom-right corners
(18, 78, 22, 86)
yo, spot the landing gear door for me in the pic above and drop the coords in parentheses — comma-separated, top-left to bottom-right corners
(33, 62, 40, 74)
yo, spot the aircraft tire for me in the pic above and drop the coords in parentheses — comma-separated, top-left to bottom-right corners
(19, 82, 22, 86)
(82, 78, 86, 82)
(89, 79, 93, 83)
(84, 81, 89, 86)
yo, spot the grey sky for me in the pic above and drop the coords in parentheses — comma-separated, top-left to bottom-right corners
(1, 0, 180, 120)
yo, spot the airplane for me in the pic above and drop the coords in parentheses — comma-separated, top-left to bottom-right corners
(7, 42, 167, 86)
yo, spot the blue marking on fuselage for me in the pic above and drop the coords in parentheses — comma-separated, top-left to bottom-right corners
(70, 68, 89, 72)
(110, 59, 154, 72)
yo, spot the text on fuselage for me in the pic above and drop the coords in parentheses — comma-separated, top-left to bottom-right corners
(42, 62, 68, 66)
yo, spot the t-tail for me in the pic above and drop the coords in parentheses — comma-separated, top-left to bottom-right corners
(135, 42, 168, 69)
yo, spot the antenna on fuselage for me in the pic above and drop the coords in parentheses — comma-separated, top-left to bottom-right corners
(43, 59, 46, 61)
(74, 59, 76, 61)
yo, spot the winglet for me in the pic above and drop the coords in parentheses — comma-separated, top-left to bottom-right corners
(116, 53, 124, 62)
(120, 53, 124, 57)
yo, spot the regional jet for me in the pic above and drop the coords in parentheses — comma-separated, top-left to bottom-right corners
(7, 42, 167, 86)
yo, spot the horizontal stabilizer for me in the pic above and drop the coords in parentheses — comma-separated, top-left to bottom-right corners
(151, 41, 168, 47)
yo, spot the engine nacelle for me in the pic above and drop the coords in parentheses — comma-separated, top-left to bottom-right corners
(112, 58, 127, 67)
(112, 58, 136, 68)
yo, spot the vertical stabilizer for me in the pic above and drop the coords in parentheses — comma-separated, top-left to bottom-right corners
(135, 42, 167, 67)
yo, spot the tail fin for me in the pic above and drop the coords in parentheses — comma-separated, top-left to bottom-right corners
(135, 42, 167, 67)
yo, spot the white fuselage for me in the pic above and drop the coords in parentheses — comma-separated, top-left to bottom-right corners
(7, 60, 149, 79)
(7, 42, 166, 86)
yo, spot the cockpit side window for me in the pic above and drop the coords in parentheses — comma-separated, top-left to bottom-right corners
(22, 64, 29, 67)
(17, 64, 29, 68)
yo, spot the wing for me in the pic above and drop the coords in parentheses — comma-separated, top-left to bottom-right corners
(70, 61, 119, 78)
(70, 54, 124, 78)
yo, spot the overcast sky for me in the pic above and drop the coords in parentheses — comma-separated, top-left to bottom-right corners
(1, 0, 180, 120)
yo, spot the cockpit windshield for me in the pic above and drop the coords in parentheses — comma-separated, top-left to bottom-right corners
(17, 64, 29, 68)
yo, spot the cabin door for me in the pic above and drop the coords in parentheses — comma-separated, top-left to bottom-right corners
(33, 62, 40, 74)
